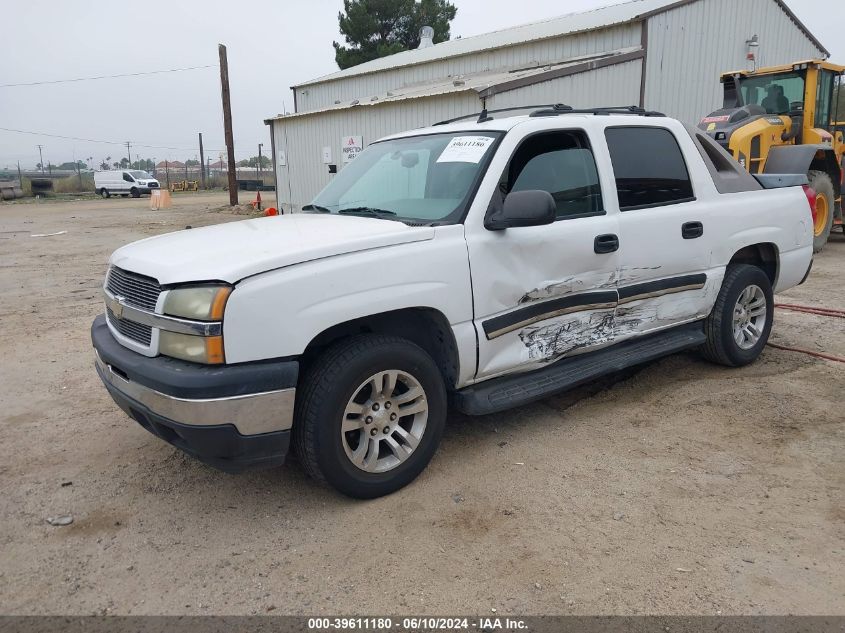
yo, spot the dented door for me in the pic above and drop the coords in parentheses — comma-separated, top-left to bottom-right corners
(465, 128, 621, 380)
(604, 126, 713, 340)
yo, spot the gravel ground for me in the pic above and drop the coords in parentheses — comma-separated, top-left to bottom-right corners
(0, 192, 843, 616)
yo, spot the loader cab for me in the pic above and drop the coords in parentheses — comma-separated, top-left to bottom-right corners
(721, 61, 844, 137)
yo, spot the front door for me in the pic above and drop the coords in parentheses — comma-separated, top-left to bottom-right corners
(465, 128, 621, 380)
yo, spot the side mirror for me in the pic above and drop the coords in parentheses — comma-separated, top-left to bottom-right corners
(486, 190, 556, 230)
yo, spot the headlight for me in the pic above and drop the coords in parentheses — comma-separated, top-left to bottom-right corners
(160, 285, 231, 364)
(159, 331, 225, 364)
(163, 285, 231, 321)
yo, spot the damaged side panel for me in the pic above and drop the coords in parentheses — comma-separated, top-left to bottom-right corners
(475, 271, 721, 379)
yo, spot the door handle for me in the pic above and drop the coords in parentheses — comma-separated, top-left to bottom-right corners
(682, 221, 704, 239)
(594, 233, 619, 254)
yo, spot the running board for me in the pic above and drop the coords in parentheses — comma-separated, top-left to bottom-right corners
(455, 323, 706, 416)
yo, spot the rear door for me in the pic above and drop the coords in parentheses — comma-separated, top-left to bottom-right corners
(465, 125, 620, 380)
(603, 124, 712, 341)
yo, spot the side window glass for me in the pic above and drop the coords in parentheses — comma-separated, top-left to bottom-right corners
(123, 173, 134, 183)
(604, 127, 695, 211)
(504, 132, 603, 219)
(816, 70, 835, 129)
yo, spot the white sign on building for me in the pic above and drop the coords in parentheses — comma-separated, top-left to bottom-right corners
(322, 146, 332, 164)
(341, 136, 363, 163)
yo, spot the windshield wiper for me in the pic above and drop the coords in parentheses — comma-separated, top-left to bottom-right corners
(337, 207, 398, 218)
(302, 203, 332, 213)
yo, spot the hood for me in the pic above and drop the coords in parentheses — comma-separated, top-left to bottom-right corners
(110, 213, 435, 285)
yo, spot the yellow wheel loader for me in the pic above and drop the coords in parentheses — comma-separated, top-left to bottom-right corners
(699, 60, 845, 252)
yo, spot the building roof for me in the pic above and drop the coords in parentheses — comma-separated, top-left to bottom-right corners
(269, 48, 643, 122)
(295, 0, 827, 88)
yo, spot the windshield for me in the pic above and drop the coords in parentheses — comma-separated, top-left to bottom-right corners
(738, 71, 805, 115)
(129, 170, 151, 179)
(308, 132, 501, 224)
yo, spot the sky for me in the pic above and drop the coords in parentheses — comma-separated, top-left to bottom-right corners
(0, 0, 841, 170)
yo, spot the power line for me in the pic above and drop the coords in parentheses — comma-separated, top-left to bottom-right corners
(0, 65, 216, 88)
(0, 126, 205, 152)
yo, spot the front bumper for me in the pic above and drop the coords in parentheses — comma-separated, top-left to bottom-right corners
(92, 314, 298, 473)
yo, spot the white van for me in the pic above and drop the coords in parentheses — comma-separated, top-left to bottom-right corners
(94, 170, 161, 198)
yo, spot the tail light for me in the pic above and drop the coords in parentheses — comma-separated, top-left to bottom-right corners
(803, 185, 817, 226)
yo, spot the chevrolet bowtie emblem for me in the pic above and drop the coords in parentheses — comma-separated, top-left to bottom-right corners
(112, 295, 126, 319)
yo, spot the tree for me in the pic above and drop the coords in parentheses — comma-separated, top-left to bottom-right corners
(131, 158, 154, 171)
(333, 0, 456, 70)
(239, 156, 271, 168)
(57, 161, 86, 170)
(119, 158, 129, 169)
(185, 159, 200, 167)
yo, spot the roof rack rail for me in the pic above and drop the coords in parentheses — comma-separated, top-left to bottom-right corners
(433, 105, 559, 126)
(433, 103, 665, 126)
(529, 104, 666, 117)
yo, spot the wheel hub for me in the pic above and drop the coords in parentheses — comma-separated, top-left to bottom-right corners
(732, 284, 767, 350)
(341, 370, 429, 473)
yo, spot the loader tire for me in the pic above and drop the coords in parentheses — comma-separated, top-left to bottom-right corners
(809, 170, 834, 253)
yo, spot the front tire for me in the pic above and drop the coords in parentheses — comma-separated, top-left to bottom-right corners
(809, 170, 834, 253)
(700, 264, 773, 367)
(293, 335, 447, 498)
(130, 187, 140, 198)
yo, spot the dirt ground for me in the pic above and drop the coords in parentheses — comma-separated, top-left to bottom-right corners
(0, 191, 843, 616)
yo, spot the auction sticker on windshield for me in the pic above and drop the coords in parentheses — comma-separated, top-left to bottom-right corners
(436, 136, 495, 163)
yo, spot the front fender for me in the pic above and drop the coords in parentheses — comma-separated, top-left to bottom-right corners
(222, 225, 473, 364)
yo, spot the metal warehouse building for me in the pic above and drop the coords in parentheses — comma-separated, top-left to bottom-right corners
(266, 0, 828, 210)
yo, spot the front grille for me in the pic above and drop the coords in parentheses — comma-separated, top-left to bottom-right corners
(107, 306, 152, 345)
(105, 266, 161, 311)
(149, 182, 159, 188)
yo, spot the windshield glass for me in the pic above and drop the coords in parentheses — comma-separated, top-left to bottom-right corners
(308, 132, 501, 224)
(738, 71, 805, 115)
(129, 170, 151, 179)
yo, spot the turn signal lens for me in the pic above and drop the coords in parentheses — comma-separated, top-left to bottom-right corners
(159, 332, 225, 364)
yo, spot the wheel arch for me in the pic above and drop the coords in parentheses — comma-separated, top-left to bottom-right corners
(300, 307, 461, 391)
(728, 242, 779, 288)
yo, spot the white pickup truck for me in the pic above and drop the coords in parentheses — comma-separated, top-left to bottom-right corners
(92, 106, 815, 498)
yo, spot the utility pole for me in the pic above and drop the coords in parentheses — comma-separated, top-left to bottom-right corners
(258, 143, 263, 183)
(165, 160, 170, 188)
(125, 141, 131, 168)
(218, 44, 238, 205)
(198, 133, 206, 189)
(37, 145, 44, 173)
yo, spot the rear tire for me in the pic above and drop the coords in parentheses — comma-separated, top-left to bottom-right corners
(293, 334, 447, 499)
(100, 189, 110, 199)
(809, 170, 834, 253)
(700, 264, 773, 367)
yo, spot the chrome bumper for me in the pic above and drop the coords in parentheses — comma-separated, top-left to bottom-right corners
(95, 351, 295, 436)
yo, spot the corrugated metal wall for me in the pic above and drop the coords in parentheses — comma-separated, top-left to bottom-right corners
(273, 92, 480, 210)
(296, 23, 641, 112)
(273, 60, 642, 210)
(644, 0, 825, 124)
(487, 59, 643, 110)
